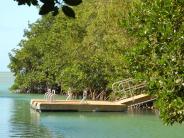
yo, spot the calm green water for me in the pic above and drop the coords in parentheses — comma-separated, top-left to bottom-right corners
(0, 72, 184, 138)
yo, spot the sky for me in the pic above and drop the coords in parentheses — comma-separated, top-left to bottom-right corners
(0, 1, 40, 72)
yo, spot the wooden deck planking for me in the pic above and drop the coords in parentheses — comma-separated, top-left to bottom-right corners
(30, 99, 127, 112)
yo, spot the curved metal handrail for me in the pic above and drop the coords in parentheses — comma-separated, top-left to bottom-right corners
(50, 90, 56, 102)
(44, 89, 56, 102)
(112, 78, 146, 99)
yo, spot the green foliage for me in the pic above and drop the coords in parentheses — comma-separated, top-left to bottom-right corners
(9, 0, 132, 96)
(157, 92, 184, 125)
(122, 0, 184, 124)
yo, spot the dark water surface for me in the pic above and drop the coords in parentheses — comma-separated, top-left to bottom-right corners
(0, 72, 184, 138)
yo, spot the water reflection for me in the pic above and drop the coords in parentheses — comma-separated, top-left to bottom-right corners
(30, 109, 40, 125)
(0, 98, 12, 137)
(7, 98, 54, 138)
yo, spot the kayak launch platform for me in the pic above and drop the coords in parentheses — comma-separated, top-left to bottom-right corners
(30, 94, 155, 112)
(30, 99, 127, 112)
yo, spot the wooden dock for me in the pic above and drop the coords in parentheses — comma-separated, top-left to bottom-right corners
(30, 99, 127, 112)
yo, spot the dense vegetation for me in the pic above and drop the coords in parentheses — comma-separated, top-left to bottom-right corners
(122, 0, 184, 125)
(10, 0, 183, 124)
(9, 0, 134, 98)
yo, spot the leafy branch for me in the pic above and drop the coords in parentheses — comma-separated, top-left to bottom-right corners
(14, 0, 82, 17)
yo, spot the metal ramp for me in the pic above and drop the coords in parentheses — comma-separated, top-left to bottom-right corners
(128, 97, 156, 108)
(115, 94, 155, 107)
(112, 78, 155, 107)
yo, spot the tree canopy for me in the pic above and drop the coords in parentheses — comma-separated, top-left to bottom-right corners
(9, 0, 133, 97)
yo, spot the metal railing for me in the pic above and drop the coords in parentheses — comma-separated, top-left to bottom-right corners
(112, 78, 146, 99)
(44, 89, 56, 102)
